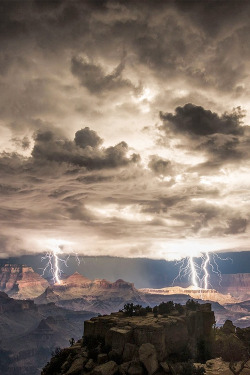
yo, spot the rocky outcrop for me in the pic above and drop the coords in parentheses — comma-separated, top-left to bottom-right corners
(36, 274, 144, 315)
(84, 304, 215, 361)
(0, 264, 49, 299)
(214, 273, 250, 301)
(42, 303, 216, 375)
(139, 285, 237, 304)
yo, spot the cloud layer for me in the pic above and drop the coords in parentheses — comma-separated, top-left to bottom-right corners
(1, 0, 250, 259)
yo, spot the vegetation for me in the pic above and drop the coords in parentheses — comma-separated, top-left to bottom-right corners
(122, 303, 148, 316)
(42, 347, 78, 375)
(122, 301, 186, 317)
(215, 321, 250, 375)
(186, 299, 200, 311)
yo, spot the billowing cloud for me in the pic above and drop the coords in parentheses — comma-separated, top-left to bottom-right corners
(32, 127, 139, 170)
(0, 0, 250, 260)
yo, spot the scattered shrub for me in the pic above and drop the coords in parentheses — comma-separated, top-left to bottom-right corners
(186, 299, 200, 311)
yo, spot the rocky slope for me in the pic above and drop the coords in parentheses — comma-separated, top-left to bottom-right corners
(0, 292, 96, 375)
(0, 264, 49, 299)
(35, 273, 144, 314)
(32, 272, 250, 327)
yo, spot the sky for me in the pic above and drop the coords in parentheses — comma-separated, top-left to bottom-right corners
(1, 0, 250, 262)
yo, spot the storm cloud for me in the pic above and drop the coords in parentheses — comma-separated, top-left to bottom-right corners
(1, 0, 250, 260)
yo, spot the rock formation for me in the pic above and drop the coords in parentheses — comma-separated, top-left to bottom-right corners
(42, 302, 216, 375)
(139, 285, 237, 304)
(0, 264, 49, 299)
(214, 273, 250, 301)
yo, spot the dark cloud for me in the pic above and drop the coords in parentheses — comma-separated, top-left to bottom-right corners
(32, 128, 140, 170)
(159, 104, 250, 166)
(148, 155, 172, 176)
(74, 127, 103, 149)
(71, 55, 135, 94)
(160, 104, 244, 137)
(225, 217, 248, 235)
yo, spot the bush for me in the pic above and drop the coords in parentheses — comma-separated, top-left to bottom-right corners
(158, 301, 175, 315)
(186, 299, 200, 311)
(123, 303, 148, 316)
(42, 347, 77, 375)
(175, 303, 184, 314)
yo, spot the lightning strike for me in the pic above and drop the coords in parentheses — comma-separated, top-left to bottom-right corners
(202, 251, 210, 289)
(172, 251, 232, 291)
(189, 256, 199, 288)
(41, 239, 79, 284)
(172, 256, 201, 289)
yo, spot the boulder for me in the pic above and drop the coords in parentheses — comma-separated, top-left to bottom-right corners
(106, 327, 132, 353)
(127, 361, 144, 375)
(91, 360, 118, 375)
(85, 359, 95, 371)
(123, 343, 138, 362)
(160, 362, 171, 373)
(139, 343, 158, 375)
(119, 362, 130, 375)
(66, 356, 85, 375)
(97, 353, 108, 364)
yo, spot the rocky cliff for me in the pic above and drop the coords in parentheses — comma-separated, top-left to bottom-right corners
(139, 285, 237, 304)
(42, 302, 216, 375)
(0, 292, 96, 375)
(35, 273, 144, 314)
(214, 273, 250, 301)
(0, 264, 49, 299)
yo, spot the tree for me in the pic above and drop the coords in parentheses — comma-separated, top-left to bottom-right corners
(186, 299, 199, 311)
(220, 335, 250, 375)
(158, 301, 175, 315)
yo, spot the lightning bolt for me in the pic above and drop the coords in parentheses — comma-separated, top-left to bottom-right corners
(172, 251, 233, 291)
(189, 256, 199, 288)
(202, 251, 210, 289)
(172, 256, 201, 289)
(40, 239, 80, 284)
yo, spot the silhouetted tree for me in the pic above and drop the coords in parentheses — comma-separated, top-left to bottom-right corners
(186, 299, 199, 311)
(220, 335, 250, 375)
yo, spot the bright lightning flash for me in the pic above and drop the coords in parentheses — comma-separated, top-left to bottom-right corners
(202, 252, 210, 289)
(172, 251, 233, 290)
(41, 239, 78, 284)
(189, 256, 199, 288)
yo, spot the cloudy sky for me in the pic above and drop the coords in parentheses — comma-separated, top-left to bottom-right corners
(1, 0, 250, 261)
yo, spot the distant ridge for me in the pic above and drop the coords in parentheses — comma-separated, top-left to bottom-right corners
(0, 264, 49, 299)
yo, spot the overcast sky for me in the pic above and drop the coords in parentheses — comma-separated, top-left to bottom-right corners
(1, 0, 250, 260)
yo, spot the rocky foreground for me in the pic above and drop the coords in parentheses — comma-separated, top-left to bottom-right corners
(42, 302, 216, 375)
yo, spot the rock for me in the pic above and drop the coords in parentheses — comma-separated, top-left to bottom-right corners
(160, 362, 170, 373)
(139, 343, 158, 375)
(66, 356, 85, 375)
(221, 319, 236, 334)
(127, 361, 144, 375)
(97, 353, 108, 364)
(119, 362, 130, 375)
(91, 360, 118, 375)
(105, 327, 132, 353)
(109, 348, 122, 362)
(123, 343, 138, 362)
(85, 359, 95, 371)
(61, 361, 70, 372)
